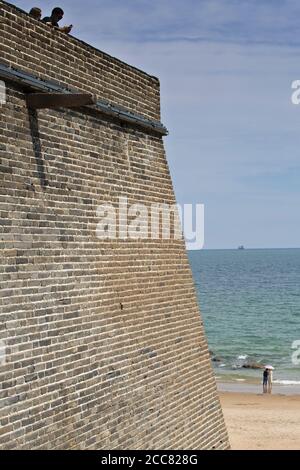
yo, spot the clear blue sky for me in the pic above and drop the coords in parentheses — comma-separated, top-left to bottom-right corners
(13, 0, 300, 248)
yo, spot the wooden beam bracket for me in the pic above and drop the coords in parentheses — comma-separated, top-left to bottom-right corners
(26, 92, 96, 109)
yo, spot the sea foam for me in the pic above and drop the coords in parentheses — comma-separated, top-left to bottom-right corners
(273, 380, 300, 385)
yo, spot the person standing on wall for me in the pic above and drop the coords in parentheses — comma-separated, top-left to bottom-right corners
(42, 7, 73, 34)
(29, 7, 42, 20)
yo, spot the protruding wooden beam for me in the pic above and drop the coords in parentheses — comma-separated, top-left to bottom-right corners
(0, 63, 168, 135)
(26, 93, 96, 109)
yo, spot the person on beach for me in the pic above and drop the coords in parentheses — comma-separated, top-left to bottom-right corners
(267, 368, 273, 394)
(263, 368, 269, 393)
(29, 7, 42, 20)
(42, 7, 73, 34)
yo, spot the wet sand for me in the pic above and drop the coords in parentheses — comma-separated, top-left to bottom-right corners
(219, 390, 300, 450)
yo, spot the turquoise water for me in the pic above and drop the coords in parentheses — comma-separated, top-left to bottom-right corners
(188, 249, 300, 385)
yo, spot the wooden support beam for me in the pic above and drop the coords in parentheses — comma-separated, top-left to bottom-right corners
(26, 92, 96, 109)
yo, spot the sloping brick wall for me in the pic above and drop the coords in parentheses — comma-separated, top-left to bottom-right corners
(0, 1, 229, 450)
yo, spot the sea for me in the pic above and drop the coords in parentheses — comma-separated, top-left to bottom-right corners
(188, 248, 300, 389)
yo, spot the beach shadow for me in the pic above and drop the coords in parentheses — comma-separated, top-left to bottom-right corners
(27, 108, 48, 188)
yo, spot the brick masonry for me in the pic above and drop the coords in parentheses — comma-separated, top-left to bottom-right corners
(0, 1, 229, 449)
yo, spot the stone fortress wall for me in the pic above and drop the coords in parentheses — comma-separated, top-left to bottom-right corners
(0, 1, 229, 450)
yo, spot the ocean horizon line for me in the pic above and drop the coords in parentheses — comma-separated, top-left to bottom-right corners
(187, 247, 300, 251)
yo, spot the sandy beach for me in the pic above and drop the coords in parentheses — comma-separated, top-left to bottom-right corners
(219, 388, 300, 450)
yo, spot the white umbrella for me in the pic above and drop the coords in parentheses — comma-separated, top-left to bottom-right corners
(264, 365, 274, 370)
